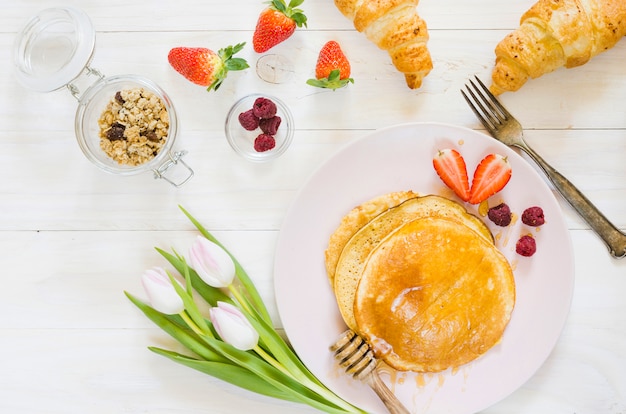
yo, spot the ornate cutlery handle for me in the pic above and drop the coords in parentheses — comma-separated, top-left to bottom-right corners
(519, 143, 626, 259)
(363, 368, 411, 414)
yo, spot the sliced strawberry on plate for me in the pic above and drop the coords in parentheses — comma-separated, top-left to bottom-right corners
(433, 148, 471, 202)
(469, 153, 512, 204)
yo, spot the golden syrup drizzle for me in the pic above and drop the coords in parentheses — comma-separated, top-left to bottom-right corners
(439, 373, 446, 388)
(478, 200, 489, 217)
(415, 373, 426, 388)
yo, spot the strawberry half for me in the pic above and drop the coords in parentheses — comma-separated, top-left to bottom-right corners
(168, 43, 249, 92)
(433, 148, 471, 201)
(306, 41, 354, 90)
(469, 153, 512, 204)
(253, 0, 307, 53)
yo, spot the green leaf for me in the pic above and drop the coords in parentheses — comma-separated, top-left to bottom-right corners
(231, 42, 246, 54)
(291, 12, 307, 28)
(196, 336, 357, 413)
(125, 292, 228, 363)
(225, 57, 250, 71)
(178, 205, 273, 325)
(166, 269, 211, 334)
(306, 69, 354, 91)
(149, 347, 301, 403)
(272, 0, 287, 13)
(289, 0, 305, 8)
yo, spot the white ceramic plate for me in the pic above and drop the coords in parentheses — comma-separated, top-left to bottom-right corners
(274, 122, 574, 414)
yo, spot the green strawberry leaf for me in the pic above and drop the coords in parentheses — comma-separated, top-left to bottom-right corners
(272, 0, 287, 13)
(291, 12, 307, 27)
(225, 57, 250, 71)
(306, 69, 354, 91)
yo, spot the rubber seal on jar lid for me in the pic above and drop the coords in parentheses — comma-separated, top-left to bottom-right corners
(13, 7, 96, 92)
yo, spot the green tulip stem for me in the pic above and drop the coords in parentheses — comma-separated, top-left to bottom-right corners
(228, 284, 253, 315)
(180, 310, 214, 339)
(252, 343, 356, 413)
(253, 345, 293, 378)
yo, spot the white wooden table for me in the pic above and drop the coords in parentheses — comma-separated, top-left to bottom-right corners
(1, 1, 624, 413)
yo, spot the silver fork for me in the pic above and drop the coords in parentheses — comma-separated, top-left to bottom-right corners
(462, 76, 626, 259)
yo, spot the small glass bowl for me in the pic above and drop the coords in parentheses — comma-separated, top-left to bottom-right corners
(225, 94, 294, 162)
(74, 74, 178, 176)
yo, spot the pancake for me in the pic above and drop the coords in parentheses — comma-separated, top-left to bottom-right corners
(324, 190, 417, 285)
(333, 195, 493, 330)
(354, 217, 515, 372)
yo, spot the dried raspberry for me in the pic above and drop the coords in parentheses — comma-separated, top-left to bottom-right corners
(238, 109, 259, 131)
(114, 91, 125, 104)
(522, 206, 545, 226)
(516, 235, 537, 257)
(254, 134, 276, 152)
(259, 116, 281, 135)
(106, 122, 126, 141)
(487, 203, 512, 227)
(143, 130, 159, 142)
(252, 97, 277, 119)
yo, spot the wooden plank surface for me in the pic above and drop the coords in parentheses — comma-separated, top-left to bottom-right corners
(1, 1, 625, 413)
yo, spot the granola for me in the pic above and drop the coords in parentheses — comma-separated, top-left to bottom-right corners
(98, 88, 169, 166)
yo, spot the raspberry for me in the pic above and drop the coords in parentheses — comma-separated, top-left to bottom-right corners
(254, 134, 276, 152)
(259, 116, 281, 135)
(516, 235, 537, 257)
(238, 109, 259, 131)
(106, 122, 126, 141)
(252, 97, 277, 119)
(522, 206, 545, 226)
(487, 203, 512, 227)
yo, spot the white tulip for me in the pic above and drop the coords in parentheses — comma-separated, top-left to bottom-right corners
(188, 236, 236, 288)
(141, 267, 185, 315)
(209, 302, 259, 351)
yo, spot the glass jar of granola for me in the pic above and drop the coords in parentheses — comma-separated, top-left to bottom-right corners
(13, 7, 193, 187)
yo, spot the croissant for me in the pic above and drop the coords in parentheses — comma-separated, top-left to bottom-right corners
(334, 0, 433, 89)
(490, 0, 626, 94)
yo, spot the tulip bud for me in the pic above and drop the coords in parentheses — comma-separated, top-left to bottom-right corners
(209, 302, 259, 351)
(188, 236, 236, 288)
(141, 267, 185, 315)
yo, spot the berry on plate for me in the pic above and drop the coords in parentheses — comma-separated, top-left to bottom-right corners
(168, 43, 249, 92)
(253, 0, 307, 53)
(432, 148, 471, 202)
(487, 202, 512, 227)
(306, 41, 354, 90)
(469, 153, 512, 204)
(516, 234, 537, 257)
(522, 206, 545, 226)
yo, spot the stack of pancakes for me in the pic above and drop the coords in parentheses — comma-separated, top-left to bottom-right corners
(325, 192, 515, 372)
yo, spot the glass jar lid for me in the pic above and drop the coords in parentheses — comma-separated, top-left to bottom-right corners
(13, 7, 96, 92)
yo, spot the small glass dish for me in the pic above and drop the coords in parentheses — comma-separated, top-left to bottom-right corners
(225, 94, 294, 162)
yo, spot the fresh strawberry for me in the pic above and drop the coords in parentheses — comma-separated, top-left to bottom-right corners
(468, 153, 512, 204)
(168, 43, 249, 92)
(306, 41, 354, 90)
(433, 148, 471, 201)
(253, 0, 307, 53)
